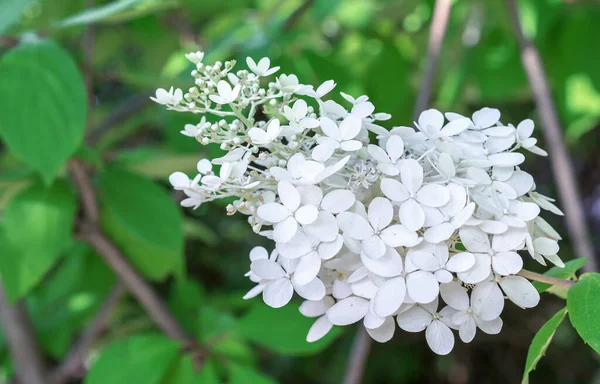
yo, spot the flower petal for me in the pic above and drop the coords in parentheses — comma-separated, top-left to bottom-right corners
(426, 320, 455, 355)
(321, 189, 356, 213)
(327, 297, 370, 326)
(416, 184, 450, 207)
(263, 278, 294, 308)
(306, 315, 334, 343)
(397, 306, 432, 332)
(257, 202, 289, 223)
(361, 247, 404, 277)
(373, 277, 407, 317)
(440, 281, 469, 310)
(407, 271, 439, 304)
(499, 276, 540, 308)
(366, 317, 396, 343)
(380, 178, 409, 202)
(337, 212, 374, 240)
(399, 199, 425, 232)
(471, 281, 504, 321)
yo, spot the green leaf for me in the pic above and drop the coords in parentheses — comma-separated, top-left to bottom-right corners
(228, 363, 278, 384)
(0, 181, 76, 301)
(567, 273, 600, 355)
(97, 168, 184, 280)
(58, 0, 145, 27)
(162, 356, 220, 384)
(522, 307, 568, 383)
(168, 278, 204, 332)
(236, 302, 342, 356)
(0, 39, 87, 184)
(85, 333, 180, 384)
(532, 258, 588, 298)
(0, 0, 36, 34)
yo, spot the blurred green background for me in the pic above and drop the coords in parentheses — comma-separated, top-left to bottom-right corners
(0, 0, 599, 383)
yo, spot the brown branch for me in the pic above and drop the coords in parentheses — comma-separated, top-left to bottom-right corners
(413, 0, 452, 120)
(506, 0, 597, 272)
(517, 269, 576, 288)
(86, 95, 153, 145)
(68, 159, 204, 368)
(51, 282, 126, 384)
(283, 0, 314, 31)
(343, 326, 372, 384)
(0, 282, 48, 384)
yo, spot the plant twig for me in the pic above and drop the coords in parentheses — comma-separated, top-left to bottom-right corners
(517, 269, 576, 288)
(413, 0, 452, 120)
(0, 282, 48, 384)
(506, 0, 597, 272)
(68, 159, 205, 368)
(343, 326, 372, 384)
(51, 282, 126, 384)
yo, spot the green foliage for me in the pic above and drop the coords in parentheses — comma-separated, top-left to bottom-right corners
(567, 273, 600, 355)
(532, 258, 587, 298)
(236, 303, 342, 356)
(58, 0, 149, 28)
(522, 307, 568, 383)
(97, 168, 184, 280)
(0, 39, 87, 184)
(85, 333, 180, 384)
(0, 0, 36, 34)
(228, 363, 278, 384)
(0, 181, 76, 301)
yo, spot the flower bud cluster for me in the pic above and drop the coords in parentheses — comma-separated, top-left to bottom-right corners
(154, 52, 564, 354)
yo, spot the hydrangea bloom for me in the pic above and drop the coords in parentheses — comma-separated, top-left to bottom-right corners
(154, 52, 564, 355)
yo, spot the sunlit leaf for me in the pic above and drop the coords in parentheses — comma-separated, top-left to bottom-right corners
(0, 39, 86, 184)
(567, 273, 600, 355)
(522, 307, 567, 383)
(0, 181, 76, 301)
(85, 334, 180, 384)
(98, 168, 184, 280)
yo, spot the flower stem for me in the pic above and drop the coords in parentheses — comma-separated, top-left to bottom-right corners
(517, 269, 576, 288)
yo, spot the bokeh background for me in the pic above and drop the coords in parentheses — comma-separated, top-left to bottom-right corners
(1, 0, 600, 383)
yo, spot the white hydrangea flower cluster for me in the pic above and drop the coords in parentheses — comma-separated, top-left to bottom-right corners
(154, 51, 565, 355)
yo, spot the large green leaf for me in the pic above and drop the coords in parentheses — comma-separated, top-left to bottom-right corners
(532, 258, 588, 299)
(162, 356, 220, 384)
(0, 39, 87, 184)
(58, 0, 146, 27)
(85, 334, 180, 384)
(0, 181, 76, 301)
(97, 168, 184, 280)
(567, 273, 600, 354)
(0, 0, 36, 33)
(236, 302, 342, 356)
(522, 307, 568, 383)
(228, 363, 278, 384)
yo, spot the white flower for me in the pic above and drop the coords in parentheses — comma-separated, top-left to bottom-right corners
(246, 57, 280, 77)
(367, 135, 404, 176)
(185, 51, 204, 64)
(338, 197, 418, 259)
(209, 80, 241, 104)
(380, 159, 451, 231)
(439, 281, 502, 343)
(297, 80, 336, 98)
(157, 50, 564, 353)
(151, 87, 183, 105)
(248, 119, 282, 145)
(312, 115, 363, 162)
(257, 181, 321, 242)
(457, 227, 526, 284)
(515, 119, 548, 156)
(283, 99, 319, 134)
(396, 298, 456, 355)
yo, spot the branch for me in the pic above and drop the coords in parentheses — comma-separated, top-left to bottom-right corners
(0, 282, 48, 384)
(517, 269, 576, 288)
(413, 0, 452, 120)
(68, 159, 204, 368)
(51, 282, 126, 384)
(506, 0, 597, 272)
(343, 326, 372, 384)
(86, 95, 153, 145)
